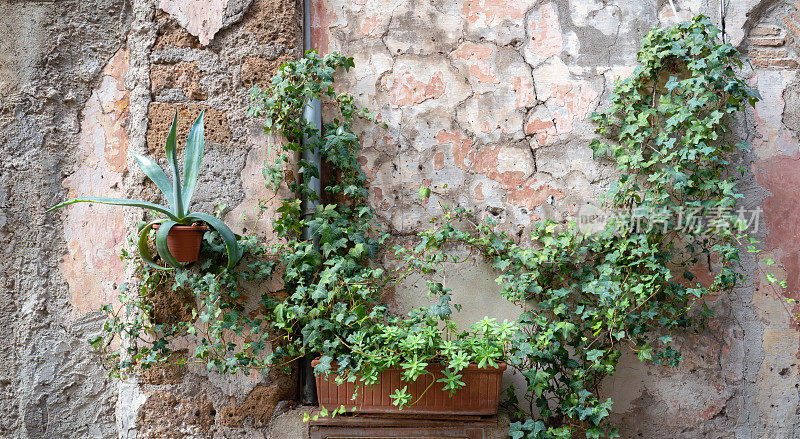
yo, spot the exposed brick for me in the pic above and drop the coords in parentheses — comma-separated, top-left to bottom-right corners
(748, 49, 789, 59)
(782, 13, 800, 43)
(242, 0, 300, 46)
(219, 379, 296, 428)
(749, 57, 799, 69)
(138, 350, 188, 385)
(770, 58, 799, 68)
(751, 37, 786, 46)
(146, 102, 232, 156)
(142, 281, 195, 325)
(750, 26, 781, 36)
(150, 61, 207, 100)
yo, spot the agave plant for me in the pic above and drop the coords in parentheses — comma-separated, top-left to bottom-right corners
(47, 111, 241, 269)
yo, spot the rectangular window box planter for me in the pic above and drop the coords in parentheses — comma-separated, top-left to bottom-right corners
(312, 360, 506, 415)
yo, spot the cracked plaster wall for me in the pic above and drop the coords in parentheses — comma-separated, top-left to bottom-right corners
(0, 1, 130, 437)
(6, 0, 800, 437)
(311, 0, 800, 437)
(2, 0, 304, 437)
(114, 0, 305, 437)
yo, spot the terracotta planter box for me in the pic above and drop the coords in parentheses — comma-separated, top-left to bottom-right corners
(152, 224, 208, 263)
(312, 360, 506, 415)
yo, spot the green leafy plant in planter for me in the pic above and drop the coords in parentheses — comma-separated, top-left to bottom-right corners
(249, 51, 512, 413)
(413, 16, 761, 438)
(47, 111, 241, 269)
(88, 52, 512, 408)
(83, 15, 770, 439)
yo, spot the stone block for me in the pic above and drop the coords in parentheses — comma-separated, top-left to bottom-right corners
(240, 54, 292, 87)
(150, 61, 207, 100)
(136, 392, 216, 438)
(146, 102, 231, 156)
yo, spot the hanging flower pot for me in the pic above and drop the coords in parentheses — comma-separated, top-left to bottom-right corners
(313, 360, 506, 416)
(46, 111, 242, 270)
(152, 223, 208, 263)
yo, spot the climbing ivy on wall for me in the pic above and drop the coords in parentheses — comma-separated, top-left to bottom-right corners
(248, 51, 515, 409)
(487, 15, 759, 437)
(395, 15, 762, 438)
(92, 53, 516, 412)
(89, 15, 766, 439)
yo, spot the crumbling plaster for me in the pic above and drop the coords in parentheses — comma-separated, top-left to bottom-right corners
(2, 0, 303, 437)
(0, 1, 130, 437)
(115, 0, 304, 437)
(312, 0, 800, 437)
(4, 0, 800, 437)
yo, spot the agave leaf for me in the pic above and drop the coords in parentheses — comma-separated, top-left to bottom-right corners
(138, 221, 172, 271)
(46, 197, 180, 222)
(165, 111, 184, 218)
(131, 151, 174, 210)
(182, 110, 205, 211)
(187, 212, 241, 269)
(155, 220, 183, 268)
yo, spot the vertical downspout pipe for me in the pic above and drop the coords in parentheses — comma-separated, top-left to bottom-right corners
(301, 0, 322, 405)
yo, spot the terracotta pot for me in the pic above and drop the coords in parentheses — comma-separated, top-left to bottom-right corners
(312, 359, 506, 415)
(152, 223, 208, 263)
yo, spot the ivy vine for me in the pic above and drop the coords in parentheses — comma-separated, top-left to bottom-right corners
(495, 16, 759, 437)
(248, 52, 514, 409)
(90, 15, 771, 439)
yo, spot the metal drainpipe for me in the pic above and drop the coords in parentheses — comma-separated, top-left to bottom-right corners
(301, 0, 322, 405)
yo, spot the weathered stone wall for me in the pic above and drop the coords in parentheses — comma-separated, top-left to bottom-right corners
(311, 0, 800, 437)
(1, 0, 306, 437)
(0, 1, 130, 437)
(4, 0, 800, 437)
(115, 0, 306, 437)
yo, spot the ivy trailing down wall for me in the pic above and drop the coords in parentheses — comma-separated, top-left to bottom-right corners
(88, 15, 769, 438)
(432, 16, 763, 437)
